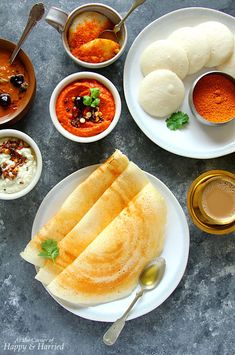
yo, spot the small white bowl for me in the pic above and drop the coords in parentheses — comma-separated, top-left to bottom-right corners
(0, 129, 42, 200)
(49, 72, 121, 143)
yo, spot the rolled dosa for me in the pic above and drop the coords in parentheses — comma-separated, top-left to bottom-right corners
(35, 162, 149, 285)
(20, 150, 129, 267)
(47, 183, 167, 305)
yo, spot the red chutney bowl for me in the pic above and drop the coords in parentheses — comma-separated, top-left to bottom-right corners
(49, 72, 121, 143)
(0, 38, 36, 126)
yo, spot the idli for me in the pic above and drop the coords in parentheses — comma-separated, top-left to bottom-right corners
(138, 69, 185, 117)
(196, 21, 234, 67)
(217, 36, 235, 78)
(140, 39, 189, 79)
(168, 27, 210, 74)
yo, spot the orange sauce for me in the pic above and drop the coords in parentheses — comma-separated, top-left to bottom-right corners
(0, 49, 29, 120)
(56, 79, 115, 137)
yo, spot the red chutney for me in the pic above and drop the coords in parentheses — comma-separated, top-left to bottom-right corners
(56, 79, 115, 137)
(0, 49, 29, 119)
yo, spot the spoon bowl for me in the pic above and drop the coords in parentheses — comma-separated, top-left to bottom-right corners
(99, 0, 147, 43)
(139, 257, 166, 290)
(103, 256, 166, 346)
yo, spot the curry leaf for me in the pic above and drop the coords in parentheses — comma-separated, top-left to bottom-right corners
(38, 239, 59, 262)
(166, 111, 189, 130)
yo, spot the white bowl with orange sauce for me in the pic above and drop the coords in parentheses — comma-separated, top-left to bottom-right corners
(49, 72, 121, 143)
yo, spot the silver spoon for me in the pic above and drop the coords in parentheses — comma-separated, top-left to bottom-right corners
(9, 3, 45, 64)
(103, 256, 166, 346)
(99, 0, 147, 42)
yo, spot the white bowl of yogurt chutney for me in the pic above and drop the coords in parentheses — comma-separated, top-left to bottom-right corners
(0, 129, 42, 200)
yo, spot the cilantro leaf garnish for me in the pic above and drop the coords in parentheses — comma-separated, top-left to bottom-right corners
(166, 111, 189, 130)
(38, 239, 59, 262)
(90, 88, 100, 99)
(91, 98, 100, 107)
(83, 96, 92, 106)
(83, 88, 100, 107)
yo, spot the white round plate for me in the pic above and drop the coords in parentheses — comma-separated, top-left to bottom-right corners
(124, 7, 235, 159)
(32, 165, 189, 322)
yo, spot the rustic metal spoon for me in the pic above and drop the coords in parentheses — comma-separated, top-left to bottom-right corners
(9, 3, 45, 64)
(103, 256, 166, 346)
(99, 0, 147, 42)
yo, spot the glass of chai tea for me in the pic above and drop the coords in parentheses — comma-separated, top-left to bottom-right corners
(187, 170, 235, 234)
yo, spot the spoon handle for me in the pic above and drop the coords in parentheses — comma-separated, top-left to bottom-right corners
(114, 0, 147, 34)
(103, 288, 144, 346)
(9, 3, 44, 64)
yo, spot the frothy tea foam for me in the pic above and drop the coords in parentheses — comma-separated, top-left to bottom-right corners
(201, 178, 235, 223)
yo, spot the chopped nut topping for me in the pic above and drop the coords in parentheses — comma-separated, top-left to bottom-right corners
(0, 139, 28, 180)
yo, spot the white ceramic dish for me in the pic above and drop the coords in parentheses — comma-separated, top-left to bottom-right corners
(50, 72, 121, 143)
(32, 164, 189, 322)
(0, 129, 42, 200)
(124, 7, 235, 159)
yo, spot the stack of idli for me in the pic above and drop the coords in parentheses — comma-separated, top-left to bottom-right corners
(139, 21, 235, 118)
(217, 35, 235, 77)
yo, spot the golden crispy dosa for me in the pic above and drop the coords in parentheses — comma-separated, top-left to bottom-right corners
(35, 162, 149, 285)
(20, 150, 129, 267)
(47, 183, 167, 305)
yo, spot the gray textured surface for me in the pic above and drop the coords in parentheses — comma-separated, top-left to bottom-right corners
(0, 1, 234, 354)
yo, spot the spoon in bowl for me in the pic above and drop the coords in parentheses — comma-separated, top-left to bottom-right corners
(103, 256, 166, 346)
(9, 3, 45, 64)
(99, 0, 147, 42)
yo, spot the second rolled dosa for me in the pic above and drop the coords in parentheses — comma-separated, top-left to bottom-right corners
(35, 162, 149, 285)
(20, 150, 129, 267)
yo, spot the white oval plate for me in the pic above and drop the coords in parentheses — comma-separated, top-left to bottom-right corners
(32, 165, 189, 322)
(124, 7, 235, 159)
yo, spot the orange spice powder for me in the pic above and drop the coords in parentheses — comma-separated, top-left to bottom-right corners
(68, 16, 113, 53)
(193, 73, 235, 123)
